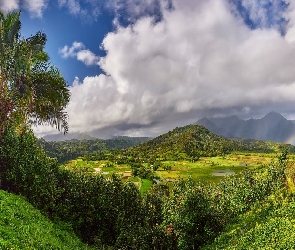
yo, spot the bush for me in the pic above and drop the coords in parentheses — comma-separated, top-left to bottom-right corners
(0, 127, 169, 247)
(0, 126, 61, 214)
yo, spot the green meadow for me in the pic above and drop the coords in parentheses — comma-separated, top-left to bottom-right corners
(64, 152, 286, 184)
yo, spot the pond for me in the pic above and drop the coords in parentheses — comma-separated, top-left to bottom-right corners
(212, 169, 235, 176)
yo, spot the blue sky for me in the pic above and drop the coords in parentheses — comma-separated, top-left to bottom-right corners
(2, 0, 295, 139)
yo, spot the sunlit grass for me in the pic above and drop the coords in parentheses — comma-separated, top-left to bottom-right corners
(0, 190, 92, 250)
(140, 179, 153, 195)
(64, 152, 283, 184)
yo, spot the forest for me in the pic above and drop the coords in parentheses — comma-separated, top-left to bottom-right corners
(1, 11, 295, 250)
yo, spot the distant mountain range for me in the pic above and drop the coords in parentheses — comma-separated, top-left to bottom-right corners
(195, 112, 295, 144)
(42, 132, 97, 141)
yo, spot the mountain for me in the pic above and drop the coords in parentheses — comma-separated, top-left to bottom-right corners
(127, 125, 238, 160)
(42, 132, 96, 141)
(196, 117, 232, 137)
(195, 112, 295, 144)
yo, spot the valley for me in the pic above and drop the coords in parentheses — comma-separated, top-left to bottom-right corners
(64, 152, 278, 187)
(48, 124, 295, 197)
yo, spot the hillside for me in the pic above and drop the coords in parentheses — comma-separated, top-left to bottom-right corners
(125, 124, 295, 161)
(203, 191, 295, 249)
(0, 190, 91, 250)
(196, 112, 295, 143)
(127, 125, 237, 160)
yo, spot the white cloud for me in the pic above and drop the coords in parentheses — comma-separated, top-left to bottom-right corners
(0, 0, 47, 18)
(35, 0, 295, 137)
(59, 41, 99, 66)
(66, 75, 134, 132)
(0, 0, 19, 13)
(59, 42, 85, 58)
(77, 50, 100, 66)
(23, 0, 47, 18)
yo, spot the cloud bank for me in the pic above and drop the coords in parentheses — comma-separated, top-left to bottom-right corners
(50, 0, 295, 137)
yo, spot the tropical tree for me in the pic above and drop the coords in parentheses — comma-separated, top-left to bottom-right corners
(0, 11, 70, 137)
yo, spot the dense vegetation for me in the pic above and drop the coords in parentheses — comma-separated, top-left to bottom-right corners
(41, 124, 295, 166)
(38, 136, 150, 163)
(1, 124, 293, 249)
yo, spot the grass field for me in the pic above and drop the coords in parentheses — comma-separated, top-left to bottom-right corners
(0, 190, 92, 250)
(64, 152, 288, 184)
(140, 179, 153, 195)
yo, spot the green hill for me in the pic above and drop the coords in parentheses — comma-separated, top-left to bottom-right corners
(127, 125, 237, 160)
(0, 190, 92, 250)
(125, 125, 295, 161)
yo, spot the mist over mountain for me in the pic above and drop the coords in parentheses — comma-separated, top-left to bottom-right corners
(195, 112, 295, 144)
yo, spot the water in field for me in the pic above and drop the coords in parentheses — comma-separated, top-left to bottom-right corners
(212, 169, 235, 176)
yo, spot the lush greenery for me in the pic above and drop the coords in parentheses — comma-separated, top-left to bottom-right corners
(203, 191, 295, 249)
(38, 136, 150, 163)
(126, 125, 236, 161)
(0, 11, 70, 136)
(0, 124, 292, 249)
(63, 152, 276, 184)
(0, 190, 92, 249)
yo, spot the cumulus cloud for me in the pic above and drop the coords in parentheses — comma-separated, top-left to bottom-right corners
(0, 0, 47, 18)
(59, 42, 99, 66)
(35, 0, 295, 137)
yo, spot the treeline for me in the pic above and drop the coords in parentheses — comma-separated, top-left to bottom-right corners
(40, 125, 295, 165)
(38, 136, 150, 163)
(0, 125, 292, 249)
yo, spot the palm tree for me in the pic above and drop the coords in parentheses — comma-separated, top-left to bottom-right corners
(0, 11, 70, 137)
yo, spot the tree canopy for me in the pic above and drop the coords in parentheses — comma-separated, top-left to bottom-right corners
(0, 11, 70, 136)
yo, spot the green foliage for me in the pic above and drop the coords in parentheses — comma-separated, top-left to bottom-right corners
(39, 137, 150, 163)
(127, 125, 235, 161)
(0, 11, 70, 135)
(202, 192, 295, 250)
(0, 117, 293, 249)
(161, 152, 288, 250)
(0, 126, 61, 213)
(162, 179, 223, 250)
(0, 126, 169, 248)
(140, 179, 153, 195)
(0, 190, 92, 249)
(130, 162, 154, 179)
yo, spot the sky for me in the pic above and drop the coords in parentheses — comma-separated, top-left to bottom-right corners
(1, 0, 295, 139)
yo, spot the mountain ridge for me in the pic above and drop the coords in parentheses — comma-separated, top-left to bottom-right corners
(195, 112, 295, 144)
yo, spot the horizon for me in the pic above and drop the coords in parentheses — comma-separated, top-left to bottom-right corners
(42, 110, 295, 146)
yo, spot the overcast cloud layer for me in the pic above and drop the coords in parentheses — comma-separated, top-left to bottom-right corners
(4, 0, 295, 137)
